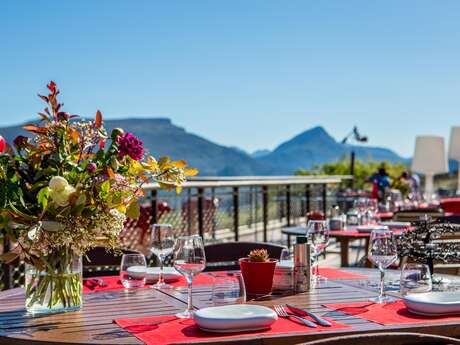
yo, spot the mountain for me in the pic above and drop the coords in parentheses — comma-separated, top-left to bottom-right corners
(251, 149, 271, 158)
(0, 118, 271, 176)
(0, 120, 407, 176)
(256, 126, 406, 175)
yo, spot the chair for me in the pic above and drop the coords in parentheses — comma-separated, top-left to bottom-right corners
(302, 332, 460, 345)
(204, 241, 286, 271)
(440, 197, 460, 215)
(393, 208, 444, 222)
(83, 246, 142, 277)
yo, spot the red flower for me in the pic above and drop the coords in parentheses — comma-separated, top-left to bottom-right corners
(47, 81, 57, 94)
(0, 135, 5, 153)
(116, 133, 144, 161)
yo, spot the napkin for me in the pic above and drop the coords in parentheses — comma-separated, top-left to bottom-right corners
(115, 314, 348, 345)
(324, 300, 460, 325)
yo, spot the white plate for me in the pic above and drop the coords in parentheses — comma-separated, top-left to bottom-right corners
(356, 225, 389, 233)
(194, 304, 277, 332)
(127, 266, 182, 283)
(403, 292, 460, 316)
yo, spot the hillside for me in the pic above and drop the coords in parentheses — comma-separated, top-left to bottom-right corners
(0, 119, 407, 176)
(256, 126, 406, 174)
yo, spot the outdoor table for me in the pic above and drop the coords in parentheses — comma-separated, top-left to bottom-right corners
(1, 268, 460, 345)
(282, 226, 371, 267)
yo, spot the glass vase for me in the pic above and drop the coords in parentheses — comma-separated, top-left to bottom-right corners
(25, 251, 83, 315)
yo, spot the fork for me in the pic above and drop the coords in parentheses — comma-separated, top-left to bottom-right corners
(273, 305, 317, 328)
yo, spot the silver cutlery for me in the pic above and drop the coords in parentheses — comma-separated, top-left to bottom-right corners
(93, 278, 107, 287)
(286, 304, 332, 327)
(273, 305, 317, 328)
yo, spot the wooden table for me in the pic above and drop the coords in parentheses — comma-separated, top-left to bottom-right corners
(282, 226, 370, 267)
(1, 269, 460, 345)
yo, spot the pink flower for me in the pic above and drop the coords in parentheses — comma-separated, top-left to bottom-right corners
(116, 133, 144, 161)
(86, 162, 97, 173)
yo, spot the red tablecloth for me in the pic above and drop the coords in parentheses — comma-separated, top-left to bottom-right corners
(83, 274, 215, 293)
(115, 313, 348, 345)
(318, 268, 368, 280)
(324, 300, 460, 326)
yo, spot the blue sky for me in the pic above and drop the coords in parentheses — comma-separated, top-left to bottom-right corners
(1, 0, 460, 157)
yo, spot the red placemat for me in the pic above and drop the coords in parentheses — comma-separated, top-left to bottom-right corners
(324, 300, 460, 325)
(83, 273, 215, 293)
(115, 313, 348, 345)
(318, 268, 367, 280)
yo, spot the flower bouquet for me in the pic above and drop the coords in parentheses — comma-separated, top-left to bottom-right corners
(0, 82, 197, 314)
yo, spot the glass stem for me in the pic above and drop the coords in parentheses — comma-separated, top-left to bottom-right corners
(158, 256, 164, 285)
(187, 277, 193, 312)
(379, 268, 385, 300)
(315, 254, 320, 277)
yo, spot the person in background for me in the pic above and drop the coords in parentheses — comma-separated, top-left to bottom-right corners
(369, 166, 391, 202)
(400, 170, 421, 200)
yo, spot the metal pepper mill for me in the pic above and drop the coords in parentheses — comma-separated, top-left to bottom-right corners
(293, 236, 312, 293)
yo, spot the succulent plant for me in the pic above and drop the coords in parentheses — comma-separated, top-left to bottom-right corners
(248, 249, 269, 262)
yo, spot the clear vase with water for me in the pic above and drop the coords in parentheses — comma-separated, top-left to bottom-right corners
(25, 251, 82, 315)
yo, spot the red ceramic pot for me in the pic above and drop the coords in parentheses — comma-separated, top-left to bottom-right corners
(239, 258, 277, 296)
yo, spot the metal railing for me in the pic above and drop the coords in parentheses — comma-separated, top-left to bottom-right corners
(1, 175, 351, 290)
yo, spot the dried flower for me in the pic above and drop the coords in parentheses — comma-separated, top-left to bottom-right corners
(117, 132, 144, 161)
(13, 135, 28, 149)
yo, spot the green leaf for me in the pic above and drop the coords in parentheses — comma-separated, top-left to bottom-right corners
(126, 202, 140, 220)
(101, 180, 110, 193)
(37, 187, 49, 210)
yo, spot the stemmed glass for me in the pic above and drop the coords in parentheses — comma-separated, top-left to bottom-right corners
(368, 229, 398, 303)
(306, 220, 330, 281)
(366, 199, 379, 224)
(173, 235, 206, 319)
(354, 197, 368, 224)
(151, 224, 175, 289)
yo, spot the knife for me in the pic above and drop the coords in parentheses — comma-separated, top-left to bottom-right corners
(286, 304, 332, 327)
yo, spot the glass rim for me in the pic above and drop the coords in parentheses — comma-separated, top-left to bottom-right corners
(121, 253, 146, 258)
(152, 223, 173, 227)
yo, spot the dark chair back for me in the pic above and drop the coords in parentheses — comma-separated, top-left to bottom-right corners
(393, 208, 443, 222)
(303, 332, 460, 345)
(204, 241, 286, 271)
(83, 246, 142, 277)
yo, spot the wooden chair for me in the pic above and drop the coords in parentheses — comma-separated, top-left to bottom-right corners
(204, 241, 286, 271)
(83, 246, 142, 277)
(393, 208, 444, 222)
(302, 332, 460, 345)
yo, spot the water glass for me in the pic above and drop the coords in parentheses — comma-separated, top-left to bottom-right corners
(306, 220, 329, 281)
(400, 263, 432, 296)
(279, 248, 291, 263)
(120, 254, 147, 289)
(173, 235, 206, 319)
(212, 272, 246, 306)
(151, 224, 175, 289)
(368, 229, 398, 303)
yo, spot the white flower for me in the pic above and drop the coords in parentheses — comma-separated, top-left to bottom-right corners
(49, 185, 76, 207)
(28, 222, 42, 241)
(49, 176, 69, 192)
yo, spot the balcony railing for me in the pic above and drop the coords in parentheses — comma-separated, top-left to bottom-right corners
(0, 175, 351, 290)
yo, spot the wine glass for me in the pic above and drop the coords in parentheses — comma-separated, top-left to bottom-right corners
(150, 224, 175, 289)
(173, 235, 206, 319)
(354, 197, 368, 224)
(306, 220, 329, 281)
(368, 229, 398, 303)
(367, 199, 379, 224)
